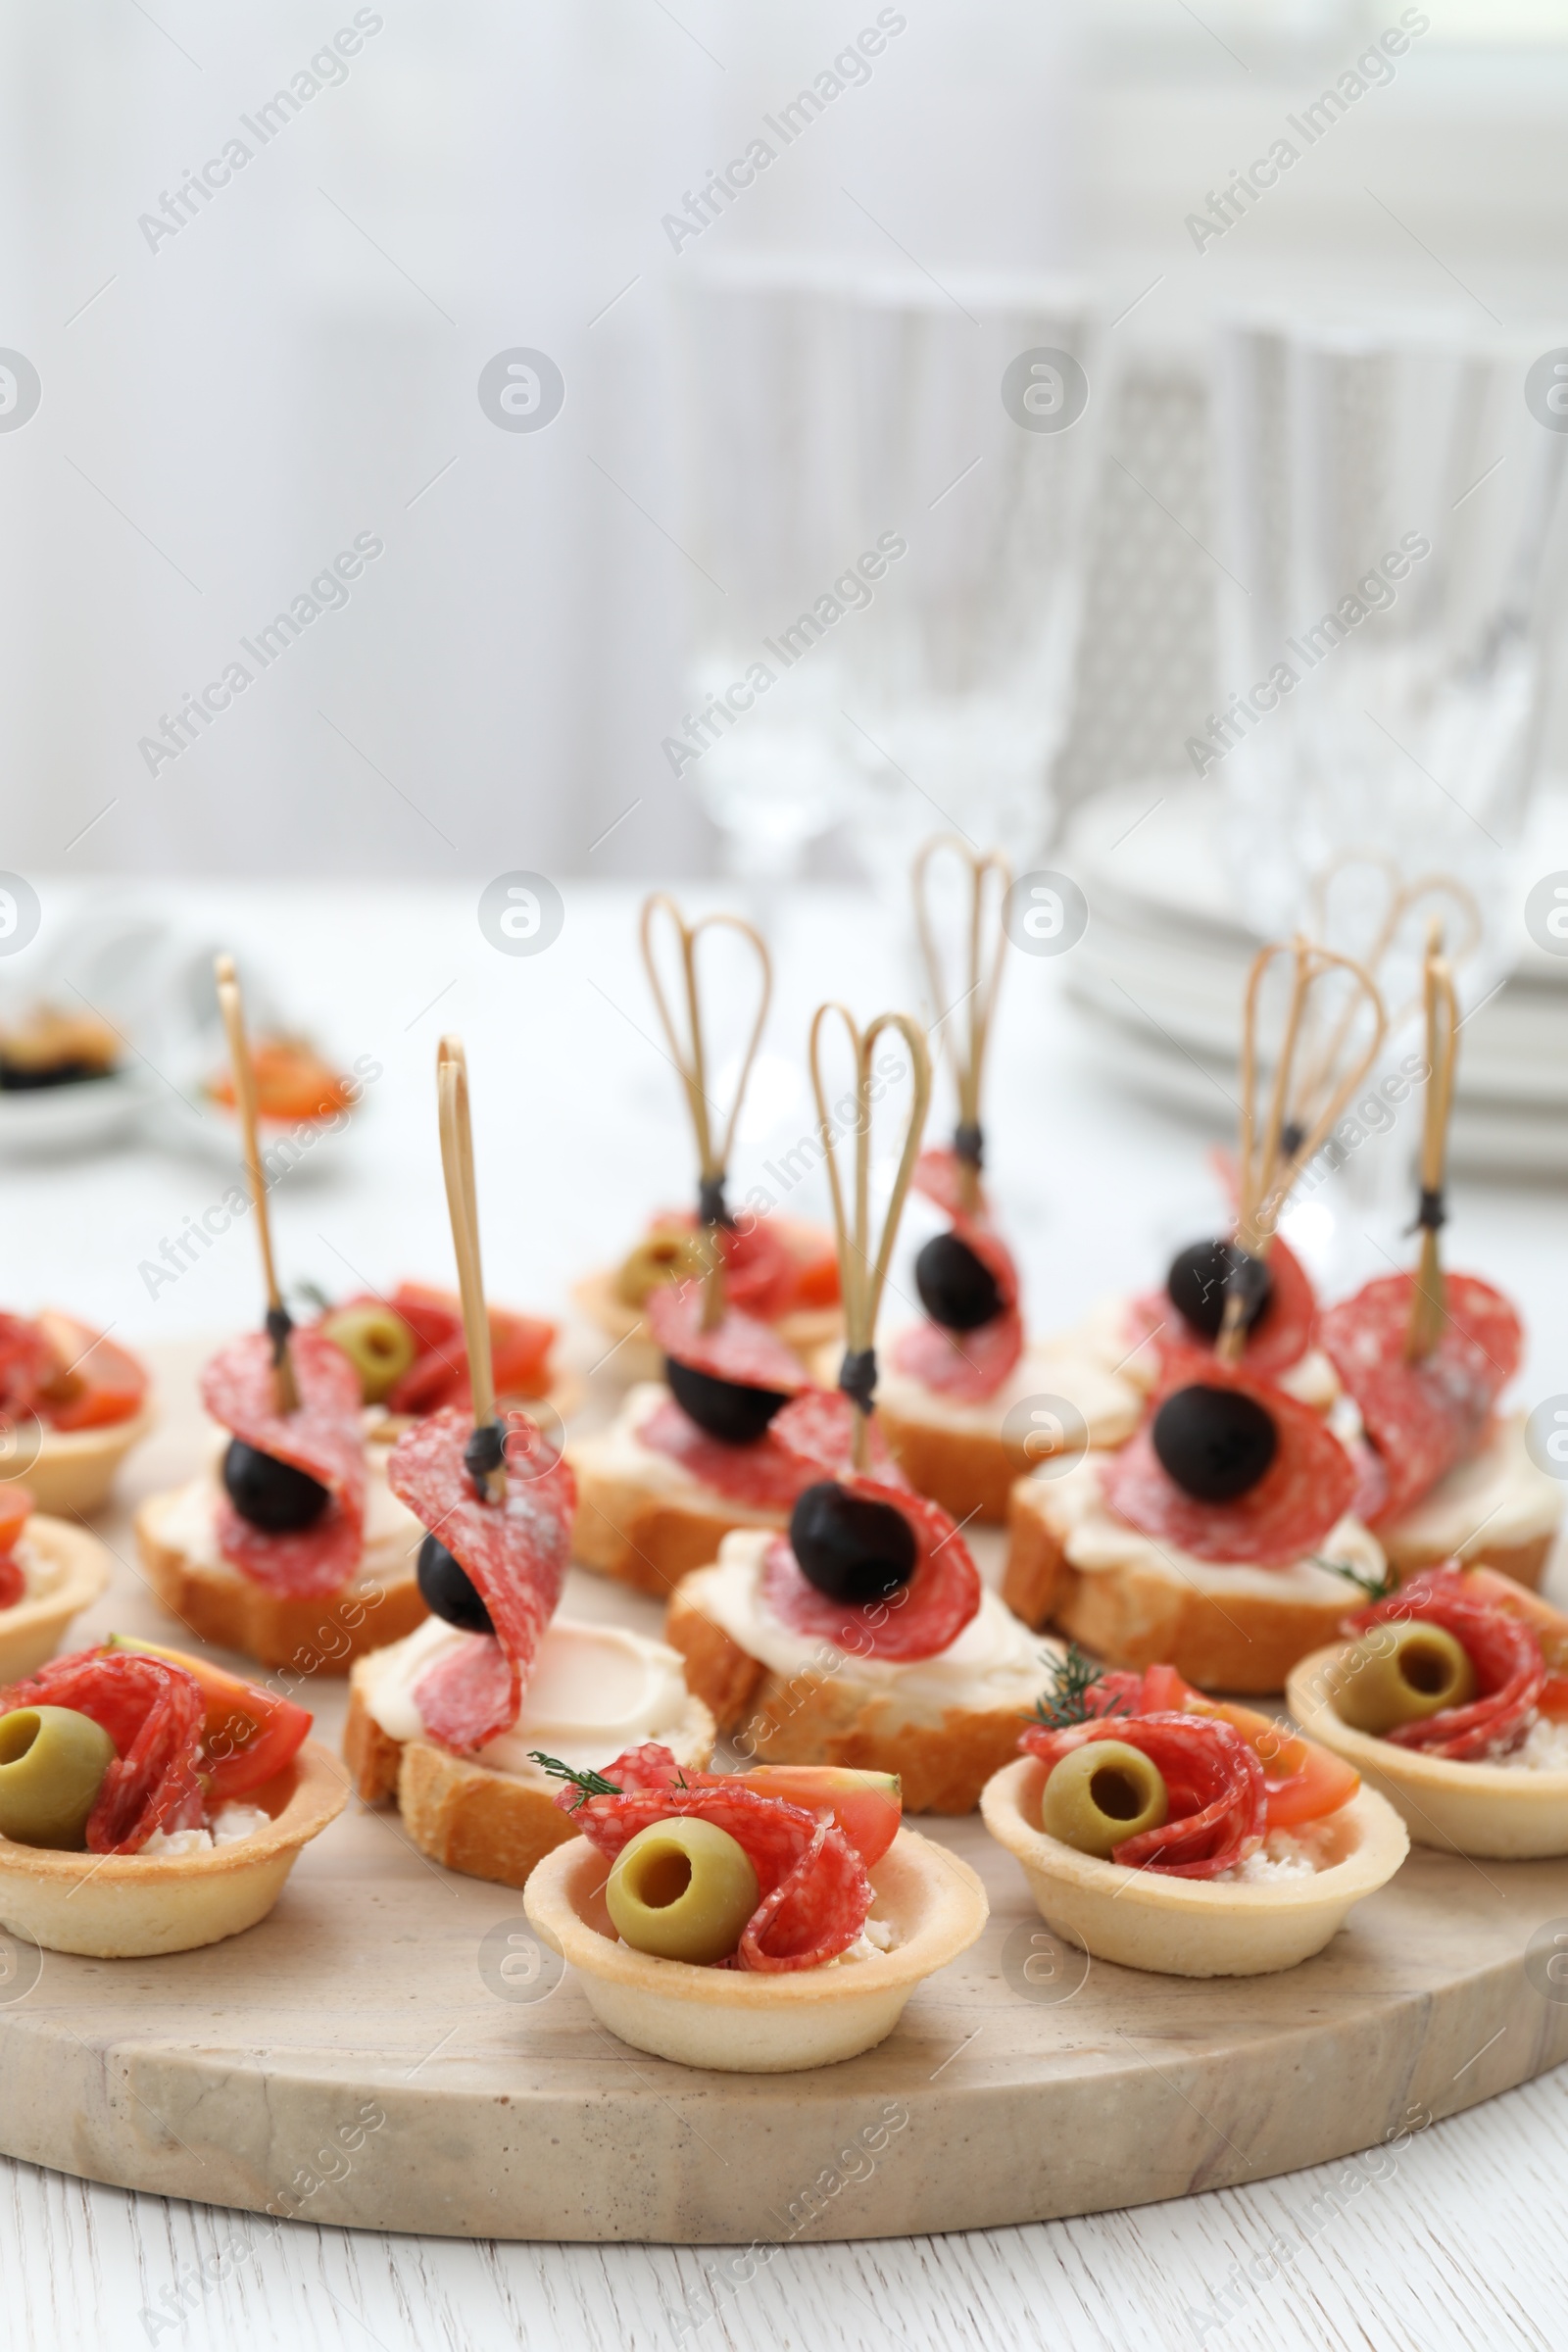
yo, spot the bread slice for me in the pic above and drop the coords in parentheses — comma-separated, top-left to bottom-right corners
(1377, 1413, 1560, 1592)
(1002, 1456, 1380, 1695)
(567, 1383, 793, 1597)
(135, 1482, 425, 1673)
(343, 1673, 715, 1890)
(665, 1540, 1060, 1814)
(866, 1338, 1142, 1525)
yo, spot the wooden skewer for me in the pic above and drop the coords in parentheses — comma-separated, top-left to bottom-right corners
(1405, 922, 1457, 1364)
(214, 952, 299, 1413)
(640, 894, 772, 1332)
(437, 1035, 504, 1501)
(808, 1004, 932, 1471)
(911, 836, 1011, 1217)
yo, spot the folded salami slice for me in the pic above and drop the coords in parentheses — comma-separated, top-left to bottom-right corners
(646, 1284, 809, 1394)
(646, 1210, 803, 1322)
(1348, 1567, 1545, 1760)
(634, 1396, 821, 1511)
(562, 1742, 871, 1971)
(1130, 1232, 1317, 1380)
(1319, 1271, 1522, 1527)
(0, 1647, 207, 1853)
(1102, 1353, 1357, 1568)
(761, 1479, 981, 1660)
(389, 1406, 575, 1752)
(769, 1389, 906, 1485)
(1022, 1711, 1266, 1878)
(891, 1306, 1024, 1401)
(201, 1329, 368, 1597)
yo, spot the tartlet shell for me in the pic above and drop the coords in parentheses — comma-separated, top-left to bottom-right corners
(1288, 1644, 1568, 1858)
(17, 1402, 157, 1518)
(0, 1739, 346, 1958)
(980, 1756, 1407, 1978)
(0, 1516, 113, 1684)
(524, 1824, 988, 2072)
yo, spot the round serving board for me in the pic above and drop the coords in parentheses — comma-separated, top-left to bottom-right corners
(2, 1340, 1566, 2243)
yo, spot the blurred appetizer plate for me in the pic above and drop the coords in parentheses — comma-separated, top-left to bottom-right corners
(0, 1061, 157, 1158)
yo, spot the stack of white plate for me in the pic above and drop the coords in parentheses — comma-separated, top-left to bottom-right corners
(1059, 776, 1568, 1177)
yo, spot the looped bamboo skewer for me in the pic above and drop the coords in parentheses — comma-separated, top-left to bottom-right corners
(808, 1004, 932, 1472)
(214, 953, 299, 1414)
(1220, 936, 1387, 1362)
(640, 894, 772, 1331)
(1404, 922, 1458, 1364)
(437, 1035, 504, 1504)
(910, 835, 1011, 1216)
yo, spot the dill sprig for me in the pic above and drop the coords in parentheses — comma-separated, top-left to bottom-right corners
(1031, 1643, 1120, 1732)
(528, 1753, 623, 1808)
(1312, 1553, 1396, 1602)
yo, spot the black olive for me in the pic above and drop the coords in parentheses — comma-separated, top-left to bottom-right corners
(1166, 1239, 1272, 1340)
(665, 1356, 791, 1446)
(416, 1531, 494, 1635)
(914, 1232, 1003, 1332)
(1151, 1384, 1278, 1502)
(221, 1438, 329, 1532)
(788, 1481, 917, 1605)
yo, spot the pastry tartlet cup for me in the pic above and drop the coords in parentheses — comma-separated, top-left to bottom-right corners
(20, 1401, 157, 1518)
(0, 1516, 113, 1684)
(0, 1739, 346, 1958)
(980, 1756, 1407, 1979)
(571, 1254, 841, 1390)
(524, 1823, 988, 2072)
(1288, 1644, 1568, 1859)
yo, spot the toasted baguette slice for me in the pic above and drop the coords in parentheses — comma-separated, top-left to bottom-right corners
(1002, 1457, 1381, 1695)
(665, 1555, 1058, 1815)
(1377, 1413, 1560, 1592)
(567, 1383, 793, 1597)
(865, 1338, 1142, 1525)
(343, 1675, 715, 1889)
(135, 1486, 425, 1673)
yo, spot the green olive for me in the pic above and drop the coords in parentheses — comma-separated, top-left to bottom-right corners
(1042, 1740, 1169, 1860)
(1333, 1621, 1477, 1736)
(0, 1706, 116, 1850)
(605, 1817, 760, 1965)
(320, 1303, 416, 1403)
(613, 1228, 708, 1308)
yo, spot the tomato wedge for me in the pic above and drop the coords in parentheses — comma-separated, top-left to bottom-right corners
(107, 1635, 311, 1800)
(209, 1039, 352, 1123)
(1134, 1664, 1359, 1830)
(0, 1484, 33, 1553)
(787, 1237, 842, 1309)
(381, 1284, 555, 1412)
(731, 1765, 902, 1865)
(35, 1314, 148, 1432)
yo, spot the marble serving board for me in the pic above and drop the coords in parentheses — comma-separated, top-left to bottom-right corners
(1, 1341, 1566, 2244)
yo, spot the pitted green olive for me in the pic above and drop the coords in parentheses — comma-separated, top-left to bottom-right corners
(613, 1228, 708, 1308)
(1042, 1740, 1169, 1860)
(1333, 1621, 1477, 1736)
(0, 1705, 116, 1850)
(320, 1302, 416, 1403)
(605, 1817, 760, 1964)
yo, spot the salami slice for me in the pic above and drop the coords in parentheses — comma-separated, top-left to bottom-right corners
(388, 1406, 575, 1752)
(0, 1646, 206, 1853)
(1102, 1352, 1357, 1568)
(0, 1314, 51, 1418)
(645, 1210, 804, 1322)
(645, 1284, 809, 1394)
(1348, 1567, 1545, 1760)
(1022, 1711, 1266, 1878)
(201, 1329, 368, 1596)
(0, 1556, 21, 1611)
(768, 1389, 906, 1484)
(374, 1282, 556, 1415)
(890, 1307, 1024, 1401)
(634, 1396, 820, 1511)
(761, 1479, 981, 1660)
(1319, 1272, 1522, 1527)
(1129, 1232, 1317, 1379)
(563, 1743, 871, 1971)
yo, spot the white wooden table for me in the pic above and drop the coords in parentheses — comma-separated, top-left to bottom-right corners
(2, 879, 1566, 2352)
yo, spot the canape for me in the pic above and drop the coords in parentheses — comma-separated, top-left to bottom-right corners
(1288, 1565, 1568, 1858)
(981, 1650, 1407, 1977)
(0, 1486, 113, 1683)
(0, 1639, 342, 1957)
(524, 1743, 988, 2071)
(0, 1309, 154, 1516)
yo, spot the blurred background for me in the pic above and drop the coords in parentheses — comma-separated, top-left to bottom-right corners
(3, 0, 1568, 1343)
